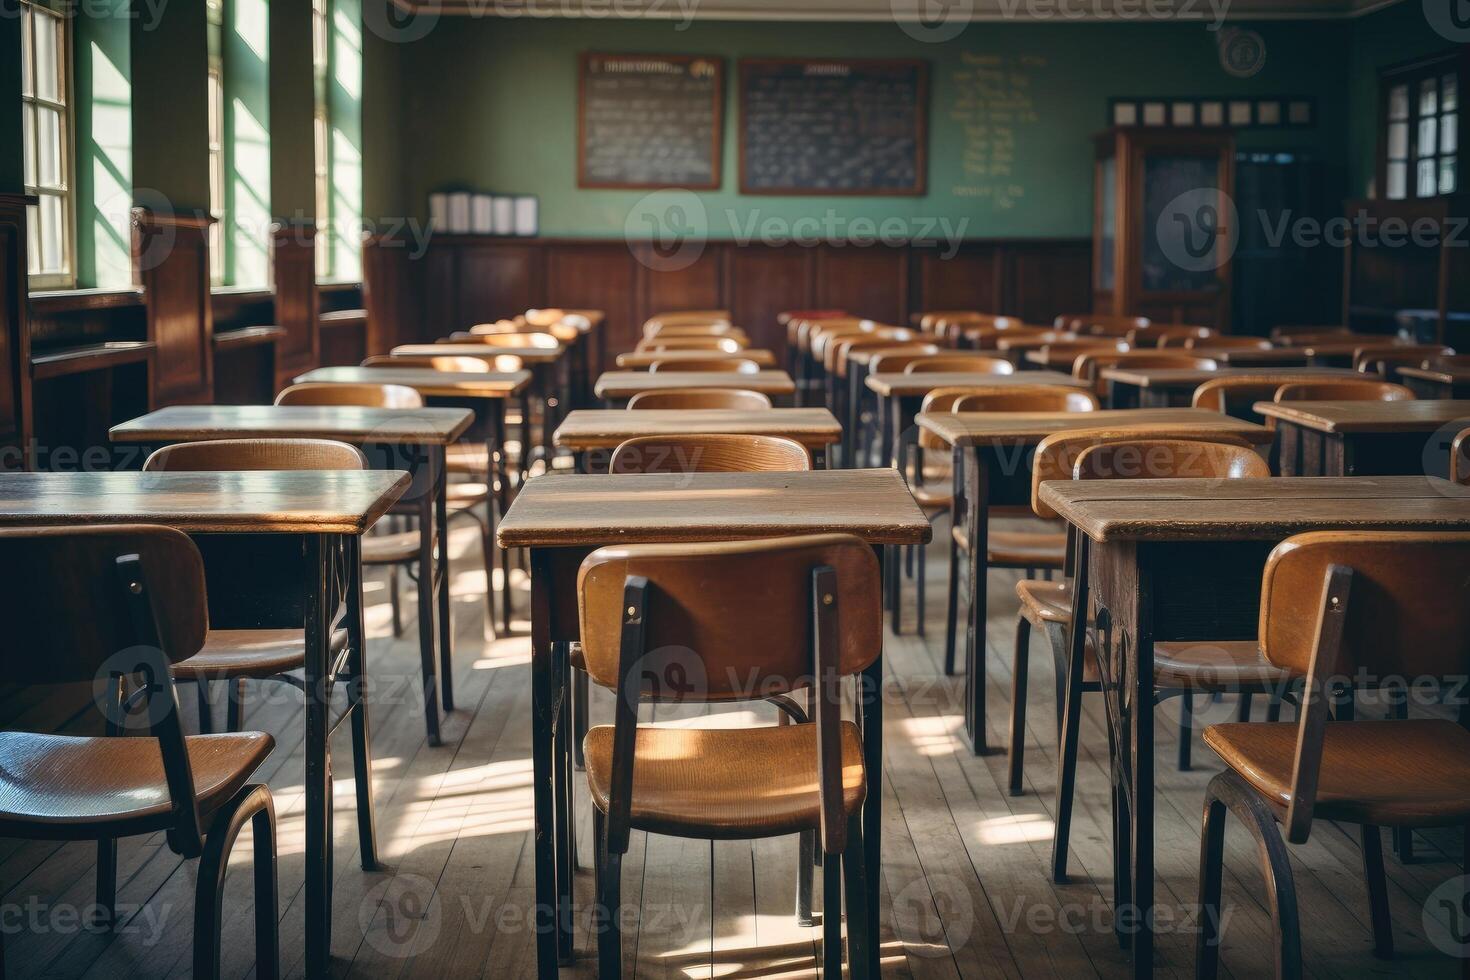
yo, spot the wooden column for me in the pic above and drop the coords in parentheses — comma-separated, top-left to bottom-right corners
(272, 221, 320, 389)
(133, 208, 214, 406)
(363, 233, 417, 355)
(0, 195, 33, 469)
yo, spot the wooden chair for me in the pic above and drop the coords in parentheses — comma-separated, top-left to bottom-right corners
(1197, 531, 1470, 977)
(1355, 345, 1455, 376)
(1030, 340, 1130, 372)
(276, 382, 498, 639)
(1061, 314, 1152, 337)
(1128, 324, 1214, 347)
(636, 336, 747, 354)
(649, 357, 760, 373)
(905, 355, 1014, 374)
(943, 385, 1101, 677)
(865, 346, 945, 375)
(1191, 373, 1365, 423)
(643, 322, 746, 340)
(581, 535, 879, 978)
(1182, 335, 1273, 350)
(439, 331, 559, 349)
(1271, 324, 1350, 344)
(0, 525, 279, 979)
(1273, 380, 1415, 402)
(643, 309, 731, 331)
(361, 355, 505, 483)
(466, 319, 579, 343)
(1010, 433, 1275, 881)
(1454, 427, 1470, 484)
(626, 388, 772, 410)
(609, 434, 810, 474)
(1073, 352, 1218, 396)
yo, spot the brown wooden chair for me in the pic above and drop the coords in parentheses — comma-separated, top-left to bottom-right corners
(1030, 340, 1129, 372)
(865, 346, 945, 376)
(905, 355, 1015, 374)
(274, 381, 422, 408)
(1454, 427, 1470, 485)
(1191, 373, 1359, 423)
(1182, 335, 1273, 350)
(1128, 324, 1214, 347)
(465, 319, 579, 343)
(643, 322, 746, 340)
(438, 331, 559, 349)
(581, 535, 879, 978)
(361, 355, 505, 484)
(1271, 324, 1350, 344)
(609, 434, 811, 474)
(1352, 344, 1453, 373)
(643, 309, 732, 331)
(1010, 432, 1275, 881)
(943, 386, 1101, 678)
(0, 525, 278, 978)
(636, 336, 747, 354)
(648, 357, 761, 373)
(1054, 313, 1151, 335)
(626, 387, 772, 410)
(1273, 380, 1416, 402)
(1197, 531, 1470, 977)
(1073, 352, 1218, 396)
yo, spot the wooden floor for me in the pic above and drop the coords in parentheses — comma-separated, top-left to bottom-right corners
(1, 518, 1464, 978)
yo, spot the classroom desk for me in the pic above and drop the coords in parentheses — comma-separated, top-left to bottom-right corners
(1253, 399, 1470, 477)
(1021, 347, 1114, 372)
(1039, 475, 1470, 980)
(1399, 365, 1470, 399)
(0, 468, 409, 980)
(593, 369, 797, 406)
(1101, 366, 1360, 409)
(1193, 347, 1309, 367)
(497, 468, 931, 976)
(110, 403, 474, 745)
(916, 409, 1273, 756)
(292, 365, 532, 633)
(615, 348, 778, 369)
(841, 349, 991, 469)
(554, 408, 843, 469)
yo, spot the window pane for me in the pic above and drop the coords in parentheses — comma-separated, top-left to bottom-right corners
(1419, 116, 1438, 157)
(1443, 112, 1458, 155)
(20, 7, 33, 98)
(25, 205, 40, 276)
(1389, 83, 1409, 121)
(39, 194, 64, 274)
(1387, 161, 1408, 199)
(209, 151, 223, 213)
(36, 106, 61, 188)
(1388, 121, 1409, 160)
(1418, 158, 1438, 197)
(1442, 156, 1458, 194)
(22, 104, 36, 188)
(207, 71, 222, 143)
(1445, 73, 1459, 112)
(1421, 78, 1439, 117)
(33, 10, 59, 104)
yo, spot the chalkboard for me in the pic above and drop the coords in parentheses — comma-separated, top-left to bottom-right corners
(739, 59, 927, 196)
(578, 53, 723, 190)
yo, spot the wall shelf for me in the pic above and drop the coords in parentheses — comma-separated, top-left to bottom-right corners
(31, 341, 156, 381)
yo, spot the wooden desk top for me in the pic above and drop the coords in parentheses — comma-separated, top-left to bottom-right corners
(1041, 475, 1470, 542)
(1101, 366, 1361, 389)
(865, 370, 1085, 398)
(498, 468, 932, 548)
(594, 370, 796, 399)
(554, 409, 842, 451)
(293, 366, 532, 397)
(391, 343, 564, 363)
(917, 408, 1272, 448)
(1399, 365, 1470, 385)
(615, 349, 778, 369)
(1251, 400, 1470, 434)
(1204, 348, 1309, 366)
(0, 470, 408, 534)
(111, 405, 475, 445)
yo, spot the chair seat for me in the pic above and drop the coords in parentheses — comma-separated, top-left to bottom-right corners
(911, 484, 952, 509)
(446, 482, 490, 508)
(1016, 579, 1072, 626)
(174, 628, 349, 681)
(953, 525, 1066, 568)
(0, 731, 273, 834)
(362, 530, 422, 563)
(584, 721, 867, 839)
(1203, 720, 1470, 827)
(1153, 640, 1292, 690)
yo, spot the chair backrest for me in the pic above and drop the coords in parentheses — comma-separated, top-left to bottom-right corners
(144, 438, 367, 472)
(916, 385, 1011, 448)
(1191, 373, 1351, 419)
(1072, 438, 1269, 481)
(865, 346, 945, 374)
(1029, 428, 1259, 518)
(1273, 380, 1415, 402)
(643, 309, 732, 330)
(609, 434, 811, 474)
(637, 336, 746, 354)
(1036, 341, 1130, 372)
(1067, 315, 1152, 337)
(446, 331, 558, 349)
(827, 330, 918, 374)
(1072, 352, 1218, 393)
(577, 534, 881, 697)
(952, 385, 1100, 413)
(649, 357, 761, 373)
(523, 308, 566, 327)
(626, 388, 772, 410)
(467, 320, 577, 342)
(1454, 426, 1470, 485)
(362, 354, 495, 373)
(1128, 325, 1213, 347)
(1182, 335, 1273, 351)
(905, 355, 1014, 375)
(1355, 345, 1455, 373)
(1271, 324, 1350, 344)
(643, 323, 746, 340)
(275, 382, 424, 408)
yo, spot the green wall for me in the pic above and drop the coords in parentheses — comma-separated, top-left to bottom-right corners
(392, 17, 1354, 239)
(132, 0, 210, 213)
(74, 1, 132, 289)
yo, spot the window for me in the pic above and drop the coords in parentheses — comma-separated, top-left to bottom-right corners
(20, 1, 73, 288)
(207, 0, 225, 285)
(1382, 56, 1460, 200)
(313, 0, 331, 279)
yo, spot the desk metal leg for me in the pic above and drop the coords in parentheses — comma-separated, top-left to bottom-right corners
(963, 449, 990, 755)
(303, 533, 336, 978)
(416, 467, 441, 747)
(1126, 555, 1155, 976)
(529, 550, 561, 977)
(492, 405, 513, 634)
(433, 448, 454, 713)
(345, 535, 379, 871)
(861, 655, 883, 976)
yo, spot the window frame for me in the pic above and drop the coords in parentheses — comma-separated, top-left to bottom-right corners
(207, 55, 226, 287)
(20, 0, 77, 290)
(313, 0, 333, 280)
(1378, 51, 1463, 201)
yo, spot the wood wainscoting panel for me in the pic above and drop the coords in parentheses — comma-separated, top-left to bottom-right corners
(1007, 239, 1092, 325)
(634, 242, 724, 335)
(725, 244, 814, 354)
(814, 246, 908, 326)
(271, 221, 319, 389)
(545, 244, 636, 371)
(362, 235, 417, 355)
(457, 242, 542, 332)
(915, 243, 1003, 316)
(133, 208, 213, 405)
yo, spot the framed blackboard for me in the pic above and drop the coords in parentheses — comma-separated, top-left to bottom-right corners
(578, 53, 724, 190)
(739, 59, 928, 196)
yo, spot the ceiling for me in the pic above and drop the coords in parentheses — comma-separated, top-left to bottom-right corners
(394, 0, 1400, 22)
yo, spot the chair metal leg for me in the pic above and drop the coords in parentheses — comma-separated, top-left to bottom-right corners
(1178, 695, 1193, 771)
(943, 535, 959, 676)
(1008, 616, 1031, 796)
(95, 838, 117, 927)
(574, 669, 589, 771)
(196, 681, 214, 735)
(1361, 825, 1395, 958)
(225, 678, 244, 732)
(389, 565, 403, 637)
(595, 809, 623, 980)
(823, 845, 843, 979)
(797, 830, 815, 927)
(1236, 692, 1253, 723)
(193, 784, 279, 980)
(842, 815, 874, 980)
(1196, 788, 1229, 980)
(1051, 619, 1085, 884)
(916, 541, 926, 638)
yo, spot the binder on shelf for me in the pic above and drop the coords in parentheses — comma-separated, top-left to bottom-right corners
(492, 195, 515, 236)
(446, 192, 472, 234)
(514, 195, 538, 237)
(471, 194, 494, 234)
(428, 192, 448, 231)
